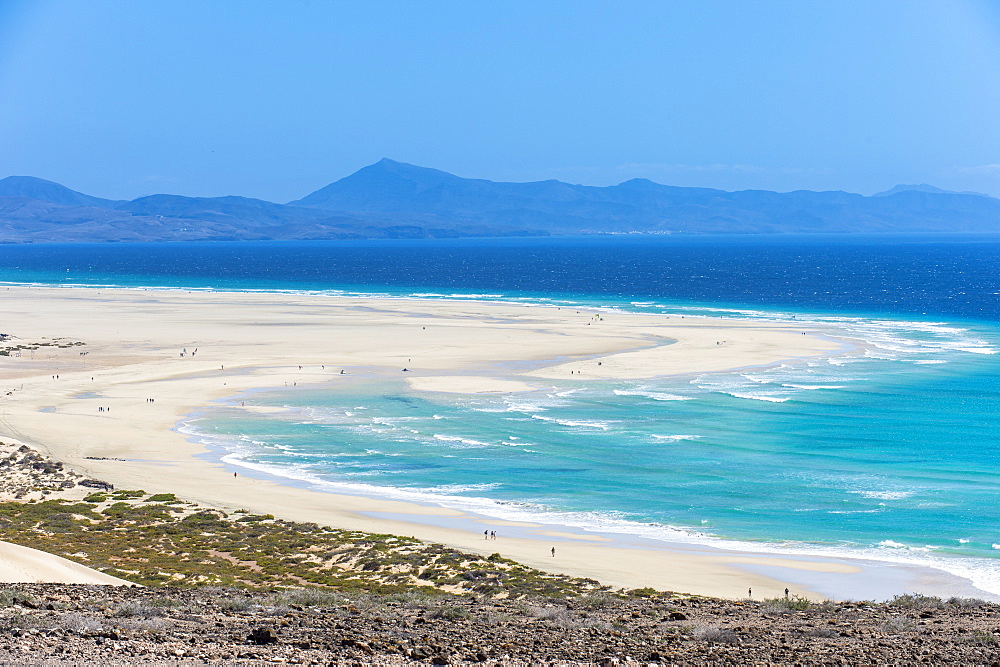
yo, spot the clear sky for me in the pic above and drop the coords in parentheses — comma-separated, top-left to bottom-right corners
(1, 0, 999, 202)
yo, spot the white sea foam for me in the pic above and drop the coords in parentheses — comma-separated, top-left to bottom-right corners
(827, 357, 863, 366)
(449, 293, 505, 298)
(431, 434, 493, 448)
(475, 399, 551, 414)
(613, 389, 692, 401)
(423, 482, 502, 493)
(530, 415, 613, 429)
(727, 392, 791, 403)
(650, 434, 701, 442)
(879, 540, 908, 548)
(851, 490, 914, 500)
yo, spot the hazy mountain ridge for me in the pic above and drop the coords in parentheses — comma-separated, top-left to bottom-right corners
(1, 160, 998, 242)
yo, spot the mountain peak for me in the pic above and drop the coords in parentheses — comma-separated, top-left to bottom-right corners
(873, 183, 992, 198)
(361, 158, 461, 180)
(288, 159, 464, 207)
(0, 176, 116, 208)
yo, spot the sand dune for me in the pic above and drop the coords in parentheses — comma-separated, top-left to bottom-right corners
(0, 541, 132, 585)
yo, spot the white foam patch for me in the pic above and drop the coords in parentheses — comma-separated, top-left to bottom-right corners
(651, 434, 702, 442)
(431, 433, 493, 448)
(852, 490, 914, 500)
(879, 540, 908, 548)
(728, 392, 791, 403)
(530, 415, 613, 430)
(423, 482, 502, 493)
(613, 389, 692, 401)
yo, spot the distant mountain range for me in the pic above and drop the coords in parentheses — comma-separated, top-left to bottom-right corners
(1, 159, 999, 243)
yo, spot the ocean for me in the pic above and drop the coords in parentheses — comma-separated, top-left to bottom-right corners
(3, 234, 1000, 595)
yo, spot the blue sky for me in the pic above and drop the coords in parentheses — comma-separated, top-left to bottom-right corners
(1, 0, 999, 201)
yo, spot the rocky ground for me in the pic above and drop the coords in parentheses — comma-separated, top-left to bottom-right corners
(0, 584, 997, 665)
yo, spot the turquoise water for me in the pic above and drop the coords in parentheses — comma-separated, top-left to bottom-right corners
(4, 238, 1000, 594)
(187, 307, 1000, 595)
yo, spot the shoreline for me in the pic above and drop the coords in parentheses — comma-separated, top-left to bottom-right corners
(0, 284, 993, 600)
(187, 399, 998, 604)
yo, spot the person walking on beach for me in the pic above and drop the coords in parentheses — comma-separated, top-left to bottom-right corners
(484, 530, 489, 540)
(551, 547, 556, 557)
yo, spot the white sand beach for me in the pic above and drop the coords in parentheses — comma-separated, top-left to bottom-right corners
(0, 284, 932, 598)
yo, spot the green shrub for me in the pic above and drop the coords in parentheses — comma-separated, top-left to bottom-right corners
(627, 587, 659, 598)
(967, 630, 999, 645)
(948, 596, 986, 609)
(427, 604, 470, 620)
(762, 594, 812, 613)
(889, 593, 943, 609)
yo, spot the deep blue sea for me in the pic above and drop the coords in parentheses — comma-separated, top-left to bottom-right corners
(4, 234, 1000, 594)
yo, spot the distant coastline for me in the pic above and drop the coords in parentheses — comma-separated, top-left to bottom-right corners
(3, 159, 1000, 243)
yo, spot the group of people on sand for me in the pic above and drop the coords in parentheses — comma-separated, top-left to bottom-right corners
(481, 529, 560, 558)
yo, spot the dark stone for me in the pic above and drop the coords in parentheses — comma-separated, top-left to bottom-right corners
(248, 627, 278, 645)
(667, 611, 687, 621)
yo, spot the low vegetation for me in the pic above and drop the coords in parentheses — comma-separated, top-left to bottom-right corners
(0, 493, 606, 598)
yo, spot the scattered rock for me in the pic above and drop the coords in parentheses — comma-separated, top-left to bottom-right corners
(0, 583, 992, 665)
(248, 627, 278, 645)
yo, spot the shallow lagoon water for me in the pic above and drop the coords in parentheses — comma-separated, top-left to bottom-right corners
(189, 310, 1000, 595)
